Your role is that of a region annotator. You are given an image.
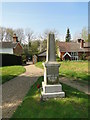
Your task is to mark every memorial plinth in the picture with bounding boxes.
[43,62,60,84]
[41,34,65,99]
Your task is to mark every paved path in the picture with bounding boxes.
[1,64,89,119]
[59,77,90,95]
[1,64,43,118]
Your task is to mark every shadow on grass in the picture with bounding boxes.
[59,71,89,84]
[1,75,18,84]
[11,97,88,118]
[2,75,43,119]
[27,76,87,99]
[10,76,88,119]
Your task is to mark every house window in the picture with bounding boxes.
[71,52,78,60]
[74,52,78,56]
[71,52,78,56]
[71,52,74,56]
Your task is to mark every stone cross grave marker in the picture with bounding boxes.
[41,33,65,99]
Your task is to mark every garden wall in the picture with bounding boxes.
[0,54,22,66]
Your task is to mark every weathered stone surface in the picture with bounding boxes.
[43,61,60,84]
[41,91,65,99]
[42,82,62,93]
[47,34,56,62]
[41,33,65,99]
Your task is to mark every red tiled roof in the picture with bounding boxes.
[84,42,90,47]
[57,42,90,52]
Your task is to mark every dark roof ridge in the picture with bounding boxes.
[38,50,46,55]
[0,41,18,48]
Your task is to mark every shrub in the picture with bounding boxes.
[80,53,86,60]
[86,56,90,61]
[56,56,62,62]
[21,54,26,64]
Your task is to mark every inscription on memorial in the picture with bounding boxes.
[47,74,59,84]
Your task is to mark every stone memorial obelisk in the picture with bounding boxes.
[41,33,65,99]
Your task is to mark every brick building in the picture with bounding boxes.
[57,39,90,60]
[0,34,23,56]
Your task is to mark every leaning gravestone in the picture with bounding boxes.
[41,33,65,99]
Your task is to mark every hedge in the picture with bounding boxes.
[0,54,22,66]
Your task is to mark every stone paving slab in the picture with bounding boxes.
[1,64,43,118]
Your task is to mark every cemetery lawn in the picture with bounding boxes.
[11,76,89,118]
[35,61,89,84]
[0,65,26,84]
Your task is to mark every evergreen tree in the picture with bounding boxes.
[65,28,71,42]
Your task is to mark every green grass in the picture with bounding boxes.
[11,76,89,118]
[0,65,26,84]
[35,61,89,83]
[35,62,44,69]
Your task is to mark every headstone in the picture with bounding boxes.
[41,33,65,99]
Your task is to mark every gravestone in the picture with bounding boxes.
[41,33,65,99]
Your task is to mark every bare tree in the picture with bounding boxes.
[0,27,14,42]
[25,28,35,51]
[5,28,14,41]
[25,28,34,43]
[81,27,88,41]
[73,31,81,41]
[0,27,6,41]
[43,29,59,40]
[37,29,59,52]
[14,28,25,43]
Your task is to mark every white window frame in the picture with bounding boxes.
[71,52,78,60]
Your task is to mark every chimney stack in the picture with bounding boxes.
[77,39,81,43]
[80,39,84,48]
[13,33,18,42]
[77,39,84,48]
